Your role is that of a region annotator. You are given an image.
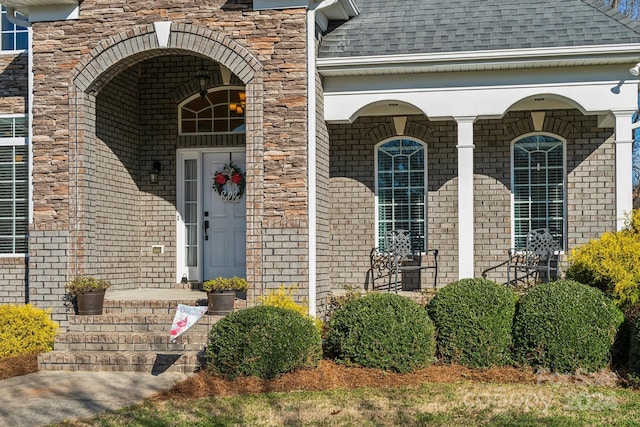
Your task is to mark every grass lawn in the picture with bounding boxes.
[54,381,640,426]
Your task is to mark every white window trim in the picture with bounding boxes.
[178,86,246,136]
[374,136,428,254]
[510,132,567,252]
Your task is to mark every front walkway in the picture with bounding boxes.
[0,370,188,427]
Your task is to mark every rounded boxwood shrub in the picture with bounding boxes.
[0,304,58,358]
[427,278,518,368]
[513,280,623,373]
[207,305,322,379]
[325,293,435,373]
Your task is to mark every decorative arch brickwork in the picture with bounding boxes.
[68,23,265,292]
[72,23,261,93]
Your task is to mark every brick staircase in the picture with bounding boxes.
[38,290,242,373]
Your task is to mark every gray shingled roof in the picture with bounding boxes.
[318,0,640,58]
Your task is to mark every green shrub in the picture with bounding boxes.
[207,305,321,379]
[427,278,518,368]
[325,293,435,373]
[0,304,58,358]
[566,209,640,304]
[513,280,623,373]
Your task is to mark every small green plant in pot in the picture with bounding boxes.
[66,276,112,315]
[203,276,248,315]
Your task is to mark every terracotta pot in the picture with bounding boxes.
[75,289,106,315]
[207,291,236,315]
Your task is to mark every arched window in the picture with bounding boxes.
[375,138,427,252]
[512,133,565,250]
[179,87,245,134]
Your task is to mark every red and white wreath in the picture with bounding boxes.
[213,161,245,203]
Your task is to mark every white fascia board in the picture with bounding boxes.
[254,0,309,10]
[317,44,640,76]
[255,0,359,13]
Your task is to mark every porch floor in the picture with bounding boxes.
[105,288,207,301]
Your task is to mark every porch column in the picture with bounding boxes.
[455,117,476,279]
[613,110,635,230]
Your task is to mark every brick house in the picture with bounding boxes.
[0,0,638,326]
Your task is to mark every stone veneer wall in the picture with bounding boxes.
[328,110,616,289]
[25,1,309,321]
[0,51,28,304]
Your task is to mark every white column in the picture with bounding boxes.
[613,110,635,231]
[456,117,476,279]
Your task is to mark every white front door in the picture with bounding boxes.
[202,151,246,280]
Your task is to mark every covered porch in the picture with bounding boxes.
[317,57,637,293]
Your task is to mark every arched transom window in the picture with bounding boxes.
[179,87,245,134]
[512,133,565,250]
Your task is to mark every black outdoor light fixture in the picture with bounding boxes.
[150,160,162,184]
[196,60,210,97]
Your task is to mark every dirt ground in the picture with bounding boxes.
[0,354,625,399]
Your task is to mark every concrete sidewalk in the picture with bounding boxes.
[0,370,189,427]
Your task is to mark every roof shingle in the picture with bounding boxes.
[318,0,640,58]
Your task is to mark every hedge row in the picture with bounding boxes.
[207,279,625,378]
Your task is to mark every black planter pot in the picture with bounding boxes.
[207,291,236,315]
[75,289,106,315]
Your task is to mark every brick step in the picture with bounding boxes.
[54,331,209,352]
[39,294,245,372]
[102,299,208,315]
[38,350,205,374]
[67,313,222,333]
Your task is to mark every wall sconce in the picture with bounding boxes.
[630,63,640,76]
[196,60,210,97]
[150,160,162,184]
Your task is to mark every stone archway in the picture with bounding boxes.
[67,23,264,291]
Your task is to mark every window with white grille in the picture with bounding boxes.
[0,116,28,255]
[512,134,565,250]
[376,138,426,252]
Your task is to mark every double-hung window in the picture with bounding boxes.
[0,116,28,255]
[512,133,565,250]
[1,6,27,51]
[376,138,427,252]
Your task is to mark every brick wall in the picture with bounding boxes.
[328,110,616,289]
[25,2,309,307]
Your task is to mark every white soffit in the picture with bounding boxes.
[1,1,79,21]
[317,44,640,77]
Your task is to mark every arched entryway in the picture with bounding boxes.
[68,23,264,290]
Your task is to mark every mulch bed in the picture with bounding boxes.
[154,360,541,400]
[0,354,625,399]
[0,353,39,380]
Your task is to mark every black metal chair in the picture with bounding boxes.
[482,228,560,286]
[369,230,438,292]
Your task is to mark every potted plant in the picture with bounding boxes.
[66,276,112,315]
[203,276,248,315]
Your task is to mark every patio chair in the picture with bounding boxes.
[369,230,438,292]
[482,228,560,286]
